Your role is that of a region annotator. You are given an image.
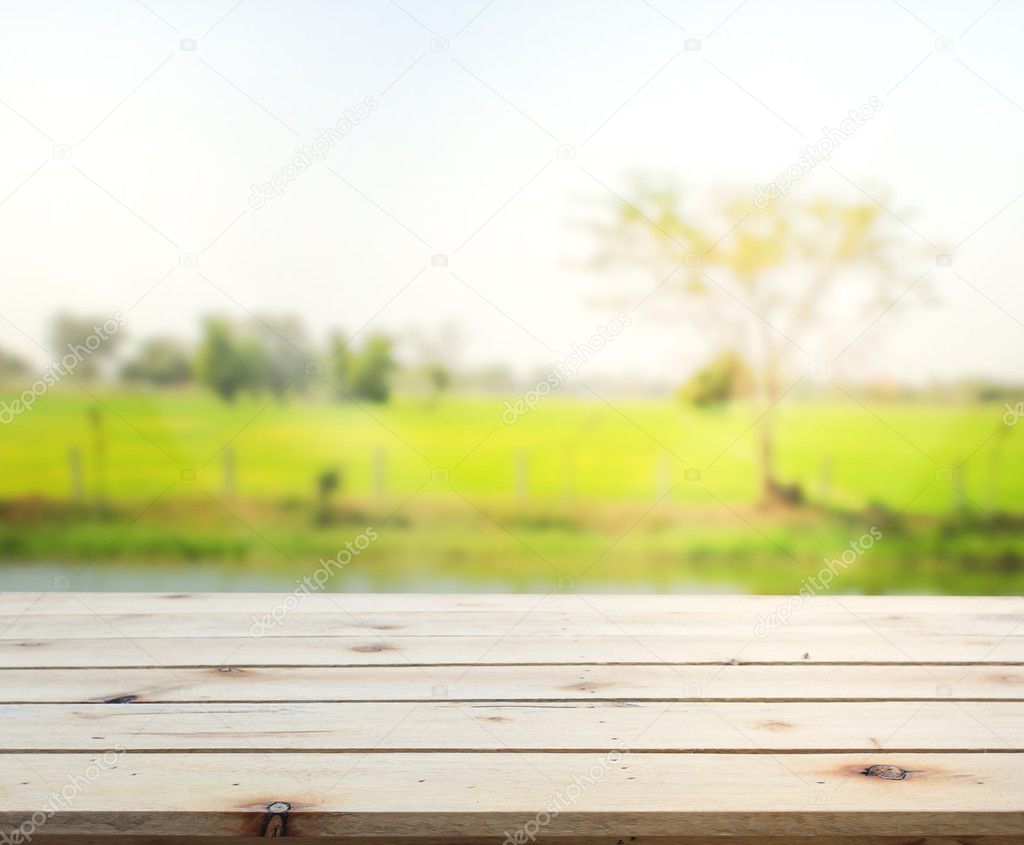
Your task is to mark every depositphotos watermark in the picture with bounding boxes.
[0,747,125,845]
[249,527,378,636]
[1002,400,1024,427]
[501,314,631,424]
[502,743,629,845]
[753,96,882,209]
[248,96,379,209]
[754,527,882,638]
[0,313,127,425]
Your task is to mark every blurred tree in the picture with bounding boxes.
[350,334,396,403]
[462,365,514,393]
[591,183,920,505]
[407,322,460,402]
[50,313,127,380]
[121,338,193,387]
[426,363,452,395]
[678,349,752,407]
[195,318,266,401]
[0,347,31,382]
[251,315,313,399]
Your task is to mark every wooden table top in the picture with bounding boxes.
[0,592,1021,843]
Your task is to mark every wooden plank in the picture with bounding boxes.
[2,594,1020,842]
[2,701,1020,752]
[1,664,1020,703]
[1,610,1020,639]
[0,753,1021,837]
[3,592,1021,615]
[27,839,1024,845]
[1,633,1020,666]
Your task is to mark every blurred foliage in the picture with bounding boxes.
[0,348,31,382]
[678,349,752,407]
[195,317,267,401]
[50,312,127,380]
[349,334,397,403]
[120,337,193,387]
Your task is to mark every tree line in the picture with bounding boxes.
[0,313,410,404]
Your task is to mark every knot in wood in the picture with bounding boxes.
[863,764,909,780]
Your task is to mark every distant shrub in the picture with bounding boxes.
[678,350,752,408]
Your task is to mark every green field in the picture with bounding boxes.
[2,389,1019,508]
[1,389,1022,594]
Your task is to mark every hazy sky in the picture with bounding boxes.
[1,0,1022,385]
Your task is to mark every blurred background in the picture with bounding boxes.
[1,0,1022,594]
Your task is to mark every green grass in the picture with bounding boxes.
[1,389,1021,593]
[1,389,1019,511]
[1,497,1022,594]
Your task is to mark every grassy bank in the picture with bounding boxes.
[1,390,1021,593]
[2,495,1022,594]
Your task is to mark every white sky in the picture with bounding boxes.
[1,0,1022,385]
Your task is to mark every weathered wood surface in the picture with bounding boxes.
[25,840,1024,845]
[1,610,1020,638]
[26,840,1024,845]
[1,752,1023,836]
[5,633,1022,666]
[0,593,1021,843]
[2,663,1021,702]
[3,701,1022,751]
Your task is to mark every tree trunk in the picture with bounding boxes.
[754,316,802,508]
[758,418,777,503]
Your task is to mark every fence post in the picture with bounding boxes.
[68,445,85,501]
[989,427,1007,512]
[223,445,236,498]
[372,447,386,495]
[562,448,574,502]
[818,456,832,506]
[656,453,671,500]
[515,451,528,500]
[87,407,106,507]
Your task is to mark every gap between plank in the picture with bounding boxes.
[2,661,1021,669]
[0,747,1020,754]
[9,697,1024,704]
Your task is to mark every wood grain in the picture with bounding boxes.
[1,610,1020,639]
[0,664,1019,703]
[1,633,1020,666]
[0,593,1020,842]
[1,701,1019,751]
[27,839,1024,845]
[1,752,1022,837]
